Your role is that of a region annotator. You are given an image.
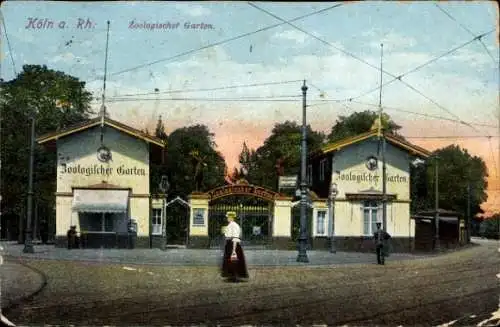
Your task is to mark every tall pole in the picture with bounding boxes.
[297,80,309,263]
[467,182,471,243]
[23,116,35,253]
[434,157,440,251]
[329,182,337,253]
[378,43,387,231]
[100,20,110,144]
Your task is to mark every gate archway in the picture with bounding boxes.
[205,181,278,249]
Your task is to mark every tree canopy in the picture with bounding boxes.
[243,121,325,190]
[410,145,489,218]
[1,65,94,240]
[162,124,227,198]
[327,110,402,143]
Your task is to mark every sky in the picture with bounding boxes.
[1,1,499,215]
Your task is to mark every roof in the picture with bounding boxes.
[37,117,166,147]
[311,130,431,159]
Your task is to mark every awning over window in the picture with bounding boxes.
[72,189,129,213]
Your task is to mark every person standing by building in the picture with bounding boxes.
[221,211,249,282]
[374,222,391,265]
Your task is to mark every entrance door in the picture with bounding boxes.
[79,212,126,248]
[165,204,189,246]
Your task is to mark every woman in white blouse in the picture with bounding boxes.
[220,211,249,282]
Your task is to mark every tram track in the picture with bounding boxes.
[9,248,499,325]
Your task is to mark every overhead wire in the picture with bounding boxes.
[433,3,499,178]
[111,79,305,98]
[434,3,497,65]
[247,2,492,133]
[310,99,498,129]
[87,4,343,82]
[105,97,302,103]
[0,11,17,75]
[345,30,495,102]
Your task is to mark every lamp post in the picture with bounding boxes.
[297,80,309,263]
[434,156,440,251]
[23,80,46,254]
[328,182,338,253]
[159,175,169,251]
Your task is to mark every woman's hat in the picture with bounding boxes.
[226,211,237,219]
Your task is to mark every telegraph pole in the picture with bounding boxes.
[100,20,110,143]
[434,158,440,251]
[297,80,309,263]
[23,114,35,253]
[377,43,388,231]
[467,182,471,243]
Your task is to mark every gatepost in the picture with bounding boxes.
[188,192,210,248]
[272,196,293,250]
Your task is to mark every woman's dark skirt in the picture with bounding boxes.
[221,239,249,281]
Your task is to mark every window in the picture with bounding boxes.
[363,201,380,236]
[307,164,313,185]
[193,208,205,226]
[319,159,327,181]
[152,208,162,235]
[316,210,327,236]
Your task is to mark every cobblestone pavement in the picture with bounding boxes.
[4,239,499,326]
[0,241,428,267]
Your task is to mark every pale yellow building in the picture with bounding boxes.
[37,117,166,248]
[307,130,431,252]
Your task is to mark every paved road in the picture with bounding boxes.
[0,241,425,266]
[4,239,500,326]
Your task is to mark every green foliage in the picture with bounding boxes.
[479,214,500,239]
[163,125,226,198]
[327,110,402,143]
[244,121,325,190]
[1,65,93,227]
[410,145,488,218]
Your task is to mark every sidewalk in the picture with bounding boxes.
[0,241,426,267]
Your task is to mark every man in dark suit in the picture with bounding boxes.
[374,222,391,265]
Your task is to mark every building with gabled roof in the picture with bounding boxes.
[306,128,431,252]
[37,117,168,249]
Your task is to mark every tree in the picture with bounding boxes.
[165,124,226,198]
[0,65,94,240]
[479,214,500,239]
[246,121,325,190]
[327,110,402,143]
[411,145,488,219]
[154,115,168,141]
[150,116,168,194]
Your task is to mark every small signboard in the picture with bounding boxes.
[278,176,297,189]
[252,226,261,236]
[193,208,205,226]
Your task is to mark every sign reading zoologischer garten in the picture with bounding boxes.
[336,171,408,184]
[207,184,278,202]
[60,164,146,176]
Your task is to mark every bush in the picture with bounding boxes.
[479,215,500,239]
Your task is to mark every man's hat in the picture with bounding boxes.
[226,211,237,219]
[376,222,382,226]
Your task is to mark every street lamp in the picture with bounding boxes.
[23,81,47,253]
[297,80,309,263]
[328,182,338,253]
[159,175,169,251]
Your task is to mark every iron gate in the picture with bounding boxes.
[165,202,189,246]
[208,196,273,248]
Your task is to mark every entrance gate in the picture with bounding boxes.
[205,181,278,249]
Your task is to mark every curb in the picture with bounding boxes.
[2,259,48,318]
